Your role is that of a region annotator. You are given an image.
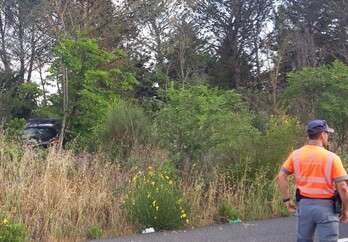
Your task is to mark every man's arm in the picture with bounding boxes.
[277,170,297,212]
[336,180,348,223]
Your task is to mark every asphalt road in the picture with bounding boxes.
[86,216,348,242]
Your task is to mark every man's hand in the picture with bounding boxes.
[340,209,348,223]
[336,180,348,223]
[277,170,296,212]
[285,200,297,213]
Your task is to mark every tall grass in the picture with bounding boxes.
[182,162,293,226]
[0,133,292,241]
[0,136,133,241]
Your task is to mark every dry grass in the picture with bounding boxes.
[0,144,133,241]
[0,135,286,241]
[182,167,287,227]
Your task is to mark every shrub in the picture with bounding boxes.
[213,199,239,224]
[282,61,348,149]
[253,115,305,174]
[85,225,103,240]
[154,84,258,171]
[222,115,305,182]
[0,218,26,242]
[99,100,151,161]
[124,161,190,231]
[3,118,26,143]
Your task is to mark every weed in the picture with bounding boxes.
[85,225,103,240]
[0,218,26,242]
[124,161,190,231]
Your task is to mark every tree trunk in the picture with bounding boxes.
[59,60,68,150]
[0,11,11,72]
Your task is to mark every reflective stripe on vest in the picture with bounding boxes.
[293,148,335,195]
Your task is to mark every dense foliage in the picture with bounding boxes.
[283,61,348,150]
[1,1,348,240]
[154,84,257,171]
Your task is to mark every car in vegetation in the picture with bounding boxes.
[22,118,60,148]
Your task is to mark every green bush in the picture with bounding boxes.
[213,199,239,224]
[223,115,305,182]
[125,161,190,231]
[0,218,26,242]
[85,225,103,240]
[154,84,258,170]
[3,118,26,142]
[98,100,151,161]
[282,61,348,149]
[253,115,305,174]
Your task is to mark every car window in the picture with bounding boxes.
[23,127,57,142]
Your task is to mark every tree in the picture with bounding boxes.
[154,84,258,175]
[323,1,348,64]
[0,0,56,121]
[193,0,273,89]
[161,13,211,86]
[120,0,196,99]
[36,0,140,147]
[274,0,348,71]
[39,0,124,44]
[123,0,183,65]
[261,34,292,114]
[50,37,138,146]
[281,61,348,150]
[0,0,53,84]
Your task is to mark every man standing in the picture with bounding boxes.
[277,119,348,242]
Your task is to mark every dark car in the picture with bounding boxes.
[22,118,60,148]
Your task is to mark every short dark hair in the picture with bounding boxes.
[308,132,323,140]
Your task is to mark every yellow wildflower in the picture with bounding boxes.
[186,219,190,224]
[168,180,173,185]
[2,219,8,224]
[151,181,155,186]
[180,213,187,218]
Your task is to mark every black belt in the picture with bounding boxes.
[300,195,333,200]
[296,188,334,202]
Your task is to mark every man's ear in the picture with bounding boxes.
[320,132,325,139]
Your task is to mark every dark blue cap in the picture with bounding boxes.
[307,120,334,135]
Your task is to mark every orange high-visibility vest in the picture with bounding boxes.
[282,143,347,199]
